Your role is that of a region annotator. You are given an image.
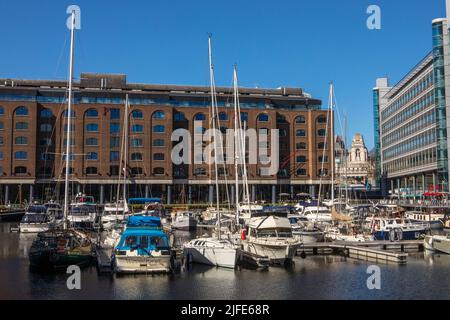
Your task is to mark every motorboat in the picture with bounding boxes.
[303,206,332,224]
[424,234,450,254]
[29,229,94,270]
[171,211,198,231]
[288,214,324,243]
[44,202,64,226]
[113,215,174,274]
[324,226,374,242]
[238,203,264,224]
[405,211,444,230]
[67,194,99,229]
[19,205,55,233]
[102,200,130,230]
[183,237,239,269]
[368,217,429,241]
[241,215,301,265]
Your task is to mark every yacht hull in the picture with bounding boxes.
[184,247,237,269]
[242,241,298,265]
[114,256,172,274]
[293,230,324,243]
[19,223,52,233]
[424,235,450,254]
[373,229,426,241]
[29,249,93,271]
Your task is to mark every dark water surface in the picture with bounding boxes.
[0,222,449,300]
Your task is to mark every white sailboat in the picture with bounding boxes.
[183,36,238,269]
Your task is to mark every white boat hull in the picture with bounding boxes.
[424,235,450,254]
[19,223,52,233]
[114,256,172,274]
[242,241,299,265]
[293,230,324,243]
[172,217,197,231]
[184,247,237,269]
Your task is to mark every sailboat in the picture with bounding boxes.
[28,10,94,271]
[102,95,131,230]
[183,36,239,269]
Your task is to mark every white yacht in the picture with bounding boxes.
[242,215,301,265]
[405,211,444,230]
[102,200,129,229]
[324,226,374,242]
[303,206,332,224]
[184,237,238,269]
[288,214,324,243]
[67,194,98,229]
[171,211,198,231]
[424,234,450,254]
[238,203,264,224]
[19,205,55,233]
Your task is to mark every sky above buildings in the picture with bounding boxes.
[0,0,445,149]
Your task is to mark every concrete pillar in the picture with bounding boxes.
[167,185,172,205]
[188,185,192,204]
[390,180,394,195]
[290,185,294,199]
[397,178,400,199]
[77,184,81,194]
[5,185,9,204]
[209,185,214,204]
[230,185,235,206]
[271,185,276,204]
[145,185,149,198]
[29,185,34,203]
[422,174,426,194]
[309,185,316,198]
[99,185,104,204]
[432,173,436,192]
[251,185,256,202]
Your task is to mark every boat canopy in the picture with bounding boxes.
[127,215,162,228]
[248,215,292,230]
[128,198,162,204]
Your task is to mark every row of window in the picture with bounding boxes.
[383,129,436,161]
[383,148,437,174]
[382,91,434,133]
[382,110,435,148]
[381,72,434,120]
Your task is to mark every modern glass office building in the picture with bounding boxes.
[374,2,450,195]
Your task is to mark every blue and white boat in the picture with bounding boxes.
[368,217,429,241]
[112,215,174,274]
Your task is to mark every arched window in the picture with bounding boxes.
[63,110,75,118]
[0,106,4,116]
[317,115,327,123]
[86,152,98,160]
[86,123,99,132]
[62,167,74,175]
[317,129,326,137]
[295,116,306,124]
[318,168,328,177]
[15,136,28,145]
[318,156,328,163]
[86,137,98,146]
[40,123,52,132]
[318,142,326,149]
[296,129,306,137]
[296,142,307,150]
[15,106,28,116]
[131,153,143,161]
[131,138,143,147]
[296,169,307,176]
[153,167,165,175]
[152,111,165,120]
[153,125,165,133]
[132,124,144,133]
[240,112,249,122]
[16,122,28,130]
[14,151,28,160]
[194,167,207,176]
[219,112,228,121]
[131,167,143,176]
[85,109,98,118]
[218,168,228,176]
[86,167,98,175]
[276,114,287,123]
[131,110,143,119]
[63,138,75,146]
[62,153,75,161]
[0,122,3,130]
[257,113,269,122]
[14,166,27,174]
[296,155,307,163]
[194,113,206,121]
[40,108,53,118]
[153,139,165,147]
[174,112,186,121]
[153,153,165,161]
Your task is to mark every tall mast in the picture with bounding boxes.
[208,35,221,240]
[63,11,76,230]
[233,66,240,224]
[329,83,335,203]
[123,95,129,210]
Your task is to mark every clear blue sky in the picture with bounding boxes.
[0,0,445,149]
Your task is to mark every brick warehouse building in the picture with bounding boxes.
[0,73,333,205]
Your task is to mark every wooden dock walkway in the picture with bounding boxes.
[296,240,423,265]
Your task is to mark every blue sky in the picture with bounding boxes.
[0,0,445,149]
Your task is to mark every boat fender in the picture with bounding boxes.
[241,229,246,241]
[389,229,396,242]
[396,228,403,241]
[300,251,306,259]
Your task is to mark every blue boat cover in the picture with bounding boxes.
[127,215,162,228]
